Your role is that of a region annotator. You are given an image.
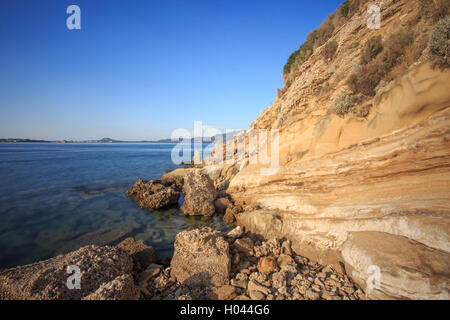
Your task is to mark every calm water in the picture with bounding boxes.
[0,143,231,269]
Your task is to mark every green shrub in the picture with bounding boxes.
[322,40,339,61]
[341,1,350,17]
[429,16,450,70]
[361,36,383,65]
[330,94,360,116]
[283,41,314,74]
[283,14,336,76]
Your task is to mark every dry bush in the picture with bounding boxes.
[419,0,449,22]
[429,16,450,70]
[379,29,414,73]
[347,60,384,96]
[322,40,339,61]
[348,29,415,97]
[361,36,383,65]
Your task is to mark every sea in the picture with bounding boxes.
[0,143,231,269]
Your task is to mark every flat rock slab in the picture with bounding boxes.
[341,231,450,300]
[170,227,231,287]
[0,245,135,300]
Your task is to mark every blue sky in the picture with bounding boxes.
[0,0,343,140]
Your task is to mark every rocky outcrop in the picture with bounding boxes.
[126,179,180,210]
[181,170,218,216]
[170,227,231,287]
[0,245,135,300]
[199,0,450,300]
[341,231,450,300]
[132,227,363,300]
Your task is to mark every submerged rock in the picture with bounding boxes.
[126,179,180,211]
[181,170,218,216]
[170,227,230,287]
[0,245,135,300]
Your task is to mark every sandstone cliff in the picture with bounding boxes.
[202,0,450,299]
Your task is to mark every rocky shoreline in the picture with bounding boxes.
[0,165,364,300]
[0,226,363,300]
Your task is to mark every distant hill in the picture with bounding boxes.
[0,131,243,144]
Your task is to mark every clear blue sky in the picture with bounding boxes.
[0,0,343,140]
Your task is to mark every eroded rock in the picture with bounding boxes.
[170,227,231,287]
[0,245,134,300]
[117,237,157,272]
[83,274,140,300]
[126,179,180,210]
[181,170,218,216]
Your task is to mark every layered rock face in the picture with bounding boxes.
[201,0,450,299]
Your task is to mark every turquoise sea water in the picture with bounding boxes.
[0,143,231,269]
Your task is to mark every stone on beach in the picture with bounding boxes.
[257,256,279,274]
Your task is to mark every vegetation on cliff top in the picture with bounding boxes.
[347,29,414,97]
[283,0,367,79]
[429,16,450,70]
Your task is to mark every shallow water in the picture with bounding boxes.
[0,143,231,269]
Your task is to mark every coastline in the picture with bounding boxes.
[0,166,364,300]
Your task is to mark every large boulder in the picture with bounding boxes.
[116,237,157,272]
[341,231,450,300]
[170,227,231,287]
[0,245,136,300]
[181,170,218,216]
[126,179,180,210]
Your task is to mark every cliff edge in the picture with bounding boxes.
[202,0,450,299]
